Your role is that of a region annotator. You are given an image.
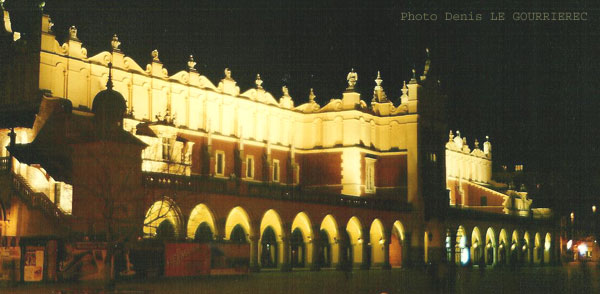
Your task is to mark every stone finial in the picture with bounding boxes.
[224,68,232,80]
[151,49,160,62]
[282,85,289,97]
[48,16,54,33]
[111,34,121,51]
[309,88,316,103]
[474,139,480,149]
[372,71,388,103]
[449,130,454,142]
[422,48,431,79]
[462,137,467,146]
[409,68,418,84]
[255,74,263,89]
[187,55,197,71]
[69,25,78,40]
[346,68,358,90]
[375,71,382,87]
[486,135,489,142]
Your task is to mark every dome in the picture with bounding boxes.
[91,88,126,122]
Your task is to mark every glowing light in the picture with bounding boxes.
[460,248,470,265]
[578,243,588,256]
[459,236,467,248]
[567,240,573,250]
[446,236,451,248]
[570,212,575,222]
[593,206,597,213]
[473,242,478,249]
[544,241,551,251]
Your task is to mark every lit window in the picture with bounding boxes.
[215,151,225,176]
[365,158,376,193]
[162,137,172,161]
[272,159,280,182]
[246,155,254,179]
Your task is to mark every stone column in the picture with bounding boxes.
[382,237,391,270]
[249,235,260,272]
[360,233,370,270]
[310,226,321,271]
[280,235,291,272]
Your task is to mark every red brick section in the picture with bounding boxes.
[297,152,342,190]
[375,155,407,188]
[447,179,506,213]
[244,145,266,181]
[271,149,290,183]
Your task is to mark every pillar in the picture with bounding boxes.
[360,232,370,270]
[310,226,321,271]
[382,237,391,270]
[249,235,260,272]
[280,235,291,271]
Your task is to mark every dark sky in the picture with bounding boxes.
[6,0,600,215]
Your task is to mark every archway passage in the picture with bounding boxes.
[194,222,213,242]
[230,224,248,244]
[260,226,278,268]
[290,228,305,268]
[187,204,217,240]
[471,227,482,266]
[544,233,552,264]
[318,230,332,268]
[338,230,352,269]
[156,220,176,241]
[485,227,496,266]
[389,231,403,267]
[144,198,183,239]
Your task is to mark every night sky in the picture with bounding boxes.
[5,0,600,216]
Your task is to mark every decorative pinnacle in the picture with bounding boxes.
[282,85,289,96]
[111,34,120,51]
[106,62,114,90]
[449,130,454,141]
[224,68,232,80]
[255,74,263,89]
[426,48,430,57]
[309,88,316,102]
[486,135,489,142]
[151,49,159,62]
[375,71,382,86]
[69,25,78,40]
[474,139,480,149]
[187,55,196,71]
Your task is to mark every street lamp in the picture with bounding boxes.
[593,205,596,213]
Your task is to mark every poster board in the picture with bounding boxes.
[164,243,210,277]
[23,246,44,282]
[0,246,21,281]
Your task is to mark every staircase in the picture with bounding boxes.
[1,156,67,224]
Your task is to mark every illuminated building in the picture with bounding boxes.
[0,4,558,279]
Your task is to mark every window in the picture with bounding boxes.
[480,196,487,206]
[246,155,254,179]
[272,159,280,182]
[365,158,376,193]
[215,151,225,176]
[162,137,172,161]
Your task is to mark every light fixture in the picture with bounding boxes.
[593,206,597,213]
[567,240,573,250]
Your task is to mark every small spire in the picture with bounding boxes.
[375,71,382,86]
[474,139,480,149]
[111,34,121,51]
[309,88,316,102]
[449,130,454,142]
[151,49,160,62]
[187,55,197,71]
[224,68,232,80]
[255,74,263,89]
[106,62,114,90]
[282,85,289,97]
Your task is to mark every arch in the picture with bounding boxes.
[471,227,483,266]
[455,226,469,266]
[291,212,314,266]
[194,223,213,242]
[225,206,252,240]
[544,232,552,264]
[290,228,306,268]
[534,232,542,264]
[485,227,497,265]
[511,230,520,265]
[144,197,184,239]
[187,204,217,240]
[370,219,386,267]
[389,221,405,267]
[498,229,508,265]
[259,209,284,268]
[260,226,278,268]
[523,231,531,264]
[319,214,340,267]
[346,216,363,266]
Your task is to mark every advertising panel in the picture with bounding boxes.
[164,243,210,277]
